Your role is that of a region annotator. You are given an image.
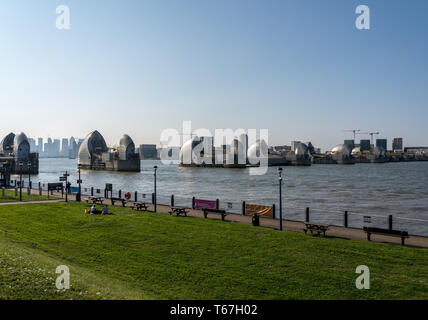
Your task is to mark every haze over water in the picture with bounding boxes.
[15,159,428,236]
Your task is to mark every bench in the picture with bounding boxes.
[86,196,104,205]
[111,197,127,207]
[132,202,149,211]
[203,209,227,221]
[363,227,409,246]
[169,206,188,217]
[303,222,329,236]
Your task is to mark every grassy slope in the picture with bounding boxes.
[0,202,427,300]
[0,238,147,300]
[0,189,53,202]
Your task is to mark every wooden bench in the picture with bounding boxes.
[363,227,409,246]
[86,196,104,205]
[203,208,227,221]
[111,197,127,207]
[303,222,329,236]
[169,206,188,217]
[131,202,149,211]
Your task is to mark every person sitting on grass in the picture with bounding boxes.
[91,204,97,215]
[102,205,109,215]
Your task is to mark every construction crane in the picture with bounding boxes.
[343,129,360,141]
[358,132,380,145]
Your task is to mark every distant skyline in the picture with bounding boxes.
[1,0,427,151]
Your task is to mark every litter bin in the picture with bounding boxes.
[252,213,260,227]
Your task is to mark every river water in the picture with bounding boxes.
[12,158,428,236]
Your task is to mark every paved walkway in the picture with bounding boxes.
[80,193,428,248]
[2,188,428,248]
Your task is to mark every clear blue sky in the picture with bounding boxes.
[0,0,427,151]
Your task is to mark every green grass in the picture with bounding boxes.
[0,189,54,202]
[0,202,427,300]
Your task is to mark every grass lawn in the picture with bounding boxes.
[0,189,54,202]
[0,202,427,300]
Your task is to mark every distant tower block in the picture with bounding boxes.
[139,144,158,160]
[376,139,387,152]
[392,138,403,151]
[360,140,371,152]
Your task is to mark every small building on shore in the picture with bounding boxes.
[78,131,140,172]
[139,144,159,160]
[0,132,39,175]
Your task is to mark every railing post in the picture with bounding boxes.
[242,201,246,216]
[91,187,94,196]
[192,196,195,209]
[135,191,138,202]
[171,195,174,207]
[388,215,393,230]
[118,189,122,198]
[216,199,219,210]
[344,211,348,228]
[305,207,310,222]
[272,204,276,219]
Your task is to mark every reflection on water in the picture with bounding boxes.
[13,158,428,235]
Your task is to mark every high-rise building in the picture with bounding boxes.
[360,140,370,151]
[44,138,52,157]
[376,139,387,151]
[28,138,36,152]
[53,139,61,157]
[37,138,43,154]
[344,140,355,150]
[61,138,69,157]
[392,138,403,151]
[69,137,77,159]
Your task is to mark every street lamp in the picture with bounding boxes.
[278,167,283,231]
[153,166,158,212]
[19,161,23,201]
[27,162,31,194]
[76,166,82,202]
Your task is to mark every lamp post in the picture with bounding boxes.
[153,166,158,212]
[278,167,283,231]
[27,162,31,193]
[76,166,82,202]
[64,171,68,203]
[19,161,23,201]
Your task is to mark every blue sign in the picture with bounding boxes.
[70,187,79,194]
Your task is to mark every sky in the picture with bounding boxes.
[0,0,427,151]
